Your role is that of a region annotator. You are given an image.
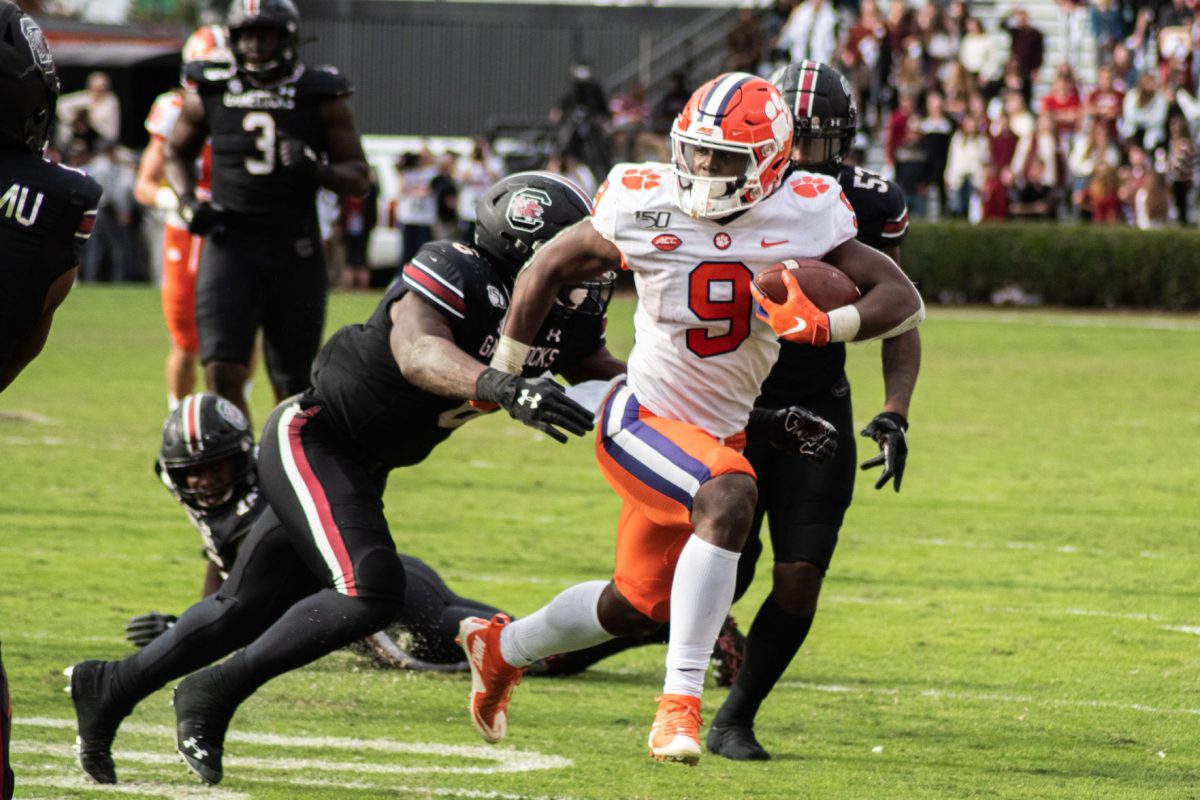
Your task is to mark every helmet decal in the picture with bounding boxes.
[19,17,54,79]
[506,188,550,233]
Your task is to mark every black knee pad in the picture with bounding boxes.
[353,546,407,604]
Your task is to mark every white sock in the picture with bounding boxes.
[663,535,739,698]
[168,395,181,412]
[499,580,612,667]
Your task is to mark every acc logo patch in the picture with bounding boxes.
[713,232,732,250]
[487,284,507,309]
[507,188,550,232]
[652,234,682,251]
[621,168,661,190]
[20,17,56,78]
[791,175,832,198]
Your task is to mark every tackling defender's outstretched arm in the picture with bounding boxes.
[315,97,369,197]
[389,294,488,400]
[822,238,924,340]
[501,220,624,347]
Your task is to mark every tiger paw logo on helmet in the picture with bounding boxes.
[790,175,831,198]
[621,168,662,190]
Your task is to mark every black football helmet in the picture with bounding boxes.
[226,0,299,83]
[158,393,255,511]
[473,171,594,279]
[769,61,858,175]
[0,1,58,155]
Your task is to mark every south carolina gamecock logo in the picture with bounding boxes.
[506,188,551,232]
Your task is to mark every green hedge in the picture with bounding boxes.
[904,222,1200,310]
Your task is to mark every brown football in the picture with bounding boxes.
[753,258,861,311]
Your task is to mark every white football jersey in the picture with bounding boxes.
[145,91,183,140]
[591,162,858,438]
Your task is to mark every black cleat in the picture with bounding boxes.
[173,669,235,785]
[710,615,745,688]
[65,660,131,784]
[707,723,772,761]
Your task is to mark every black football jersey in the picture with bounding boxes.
[185,61,351,225]
[0,151,101,374]
[757,165,908,402]
[311,240,608,469]
[161,462,265,576]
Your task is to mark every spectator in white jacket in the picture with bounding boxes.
[944,113,989,217]
[1120,72,1168,150]
[779,0,838,64]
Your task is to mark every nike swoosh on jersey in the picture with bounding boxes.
[760,238,788,247]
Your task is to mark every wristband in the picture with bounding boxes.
[490,335,530,375]
[827,305,862,343]
[154,186,179,212]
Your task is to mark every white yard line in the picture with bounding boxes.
[18,719,570,775]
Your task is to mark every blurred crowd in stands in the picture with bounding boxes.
[718,0,1200,227]
[54,0,1200,286]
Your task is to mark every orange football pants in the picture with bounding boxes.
[595,380,753,622]
[161,223,203,353]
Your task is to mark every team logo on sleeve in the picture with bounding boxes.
[506,188,551,232]
[621,168,662,190]
[487,285,507,309]
[791,175,832,198]
[713,232,732,250]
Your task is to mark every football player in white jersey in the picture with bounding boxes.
[458,72,925,764]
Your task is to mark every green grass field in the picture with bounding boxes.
[1,287,1198,800]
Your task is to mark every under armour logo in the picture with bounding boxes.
[182,736,209,759]
[517,389,542,408]
[546,328,562,343]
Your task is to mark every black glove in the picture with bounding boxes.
[860,411,908,492]
[475,368,594,444]
[179,195,220,236]
[125,611,178,648]
[747,405,838,462]
[277,133,319,176]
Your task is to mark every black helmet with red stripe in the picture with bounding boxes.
[769,61,857,176]
[158,393,255,510]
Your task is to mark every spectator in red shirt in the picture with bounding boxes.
[886,91,918,171]
[1086,65,1125,141]
[1085,162,1123,223]
[981,164,1012,220]
[989,110,1020,170]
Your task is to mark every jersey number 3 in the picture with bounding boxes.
[686,261,753,358]
[243,111,276,175]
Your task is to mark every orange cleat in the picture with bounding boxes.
[458,614,525,744]
[648,693,703,765]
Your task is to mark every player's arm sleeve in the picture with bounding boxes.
[69,176,104,264]
[397,244,471,327]
[587,174,629,270]
[877,181,909,248]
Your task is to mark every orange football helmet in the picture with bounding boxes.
[182,24,233,67]
[670,72,794,219]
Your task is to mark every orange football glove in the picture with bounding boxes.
[749,269,831,346]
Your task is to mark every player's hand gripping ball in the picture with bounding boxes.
[750,258,860,346]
